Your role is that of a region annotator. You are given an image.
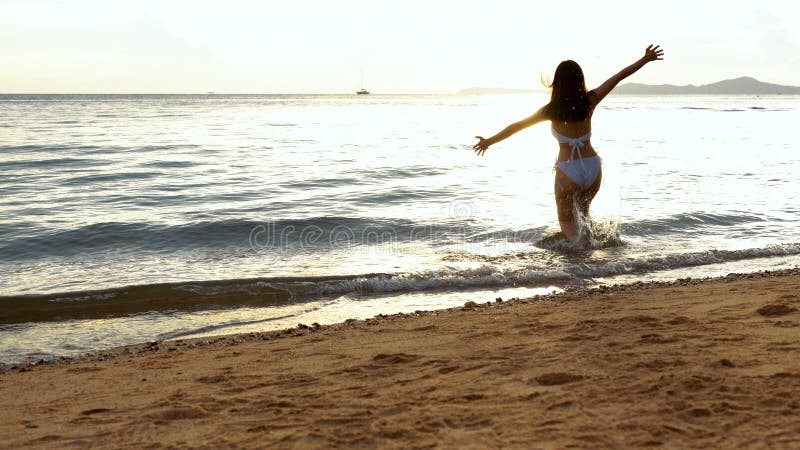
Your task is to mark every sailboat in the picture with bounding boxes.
[356,70,370,95]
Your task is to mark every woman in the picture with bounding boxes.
[474,45,664,244]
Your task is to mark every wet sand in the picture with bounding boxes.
[1,270,799,448]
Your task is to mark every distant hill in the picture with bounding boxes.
[614,77,800,95]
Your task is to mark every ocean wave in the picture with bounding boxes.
[620,211,772,236]
[571,243,800,278]
[205,243,800,297]
[0,216,483,261]
[0,278,296,324]
[348,187,453,205]
[0,157,103,170]
[61,171,162,185]
[0,143,106,152]
[284,177,367,189]
[142,160,198,169]
[0,219,263,260]
[3,242,799,324]
[353,166,448,180]
[0,210,782,262]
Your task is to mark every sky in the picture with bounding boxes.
[1,0,798,93]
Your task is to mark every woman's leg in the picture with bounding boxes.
[576,165,603,222]
[554,170,580,240]
[555,165,602,242]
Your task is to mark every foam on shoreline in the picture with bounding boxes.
[5,266,798,374]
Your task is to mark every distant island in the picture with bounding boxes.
[458,77,800,96]
[613,77,800,95]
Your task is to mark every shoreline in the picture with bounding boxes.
[2,267,799,448]
[3,267,799,373]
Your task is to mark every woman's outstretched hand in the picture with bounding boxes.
[473,136,490,156]
[643,44,664,62]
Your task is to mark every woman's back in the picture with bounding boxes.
[551,96,596,161]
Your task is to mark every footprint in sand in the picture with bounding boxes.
[65,366,104,374]
[534,373,584,386]
[80,408,112,415]
[639,334,679,344]
[756,304,797,317]
[195,375,230,384]
[148,406,209,422]
[712,358,735,368]
[665,316,693,325]
[438,366,459,374]
[371,353,420,364]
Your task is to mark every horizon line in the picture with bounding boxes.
[2,76,797,96]
[1,76,797,96]
[0,92,468,96]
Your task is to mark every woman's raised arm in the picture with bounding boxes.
[473,104,550,156]
[591,45,664,105]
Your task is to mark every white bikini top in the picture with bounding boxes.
[551,127,591,160]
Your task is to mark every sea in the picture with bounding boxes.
[1,93,798,366]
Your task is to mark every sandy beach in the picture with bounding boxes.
[2,270,799,449]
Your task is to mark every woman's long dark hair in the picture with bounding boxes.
[546,60,592,122]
